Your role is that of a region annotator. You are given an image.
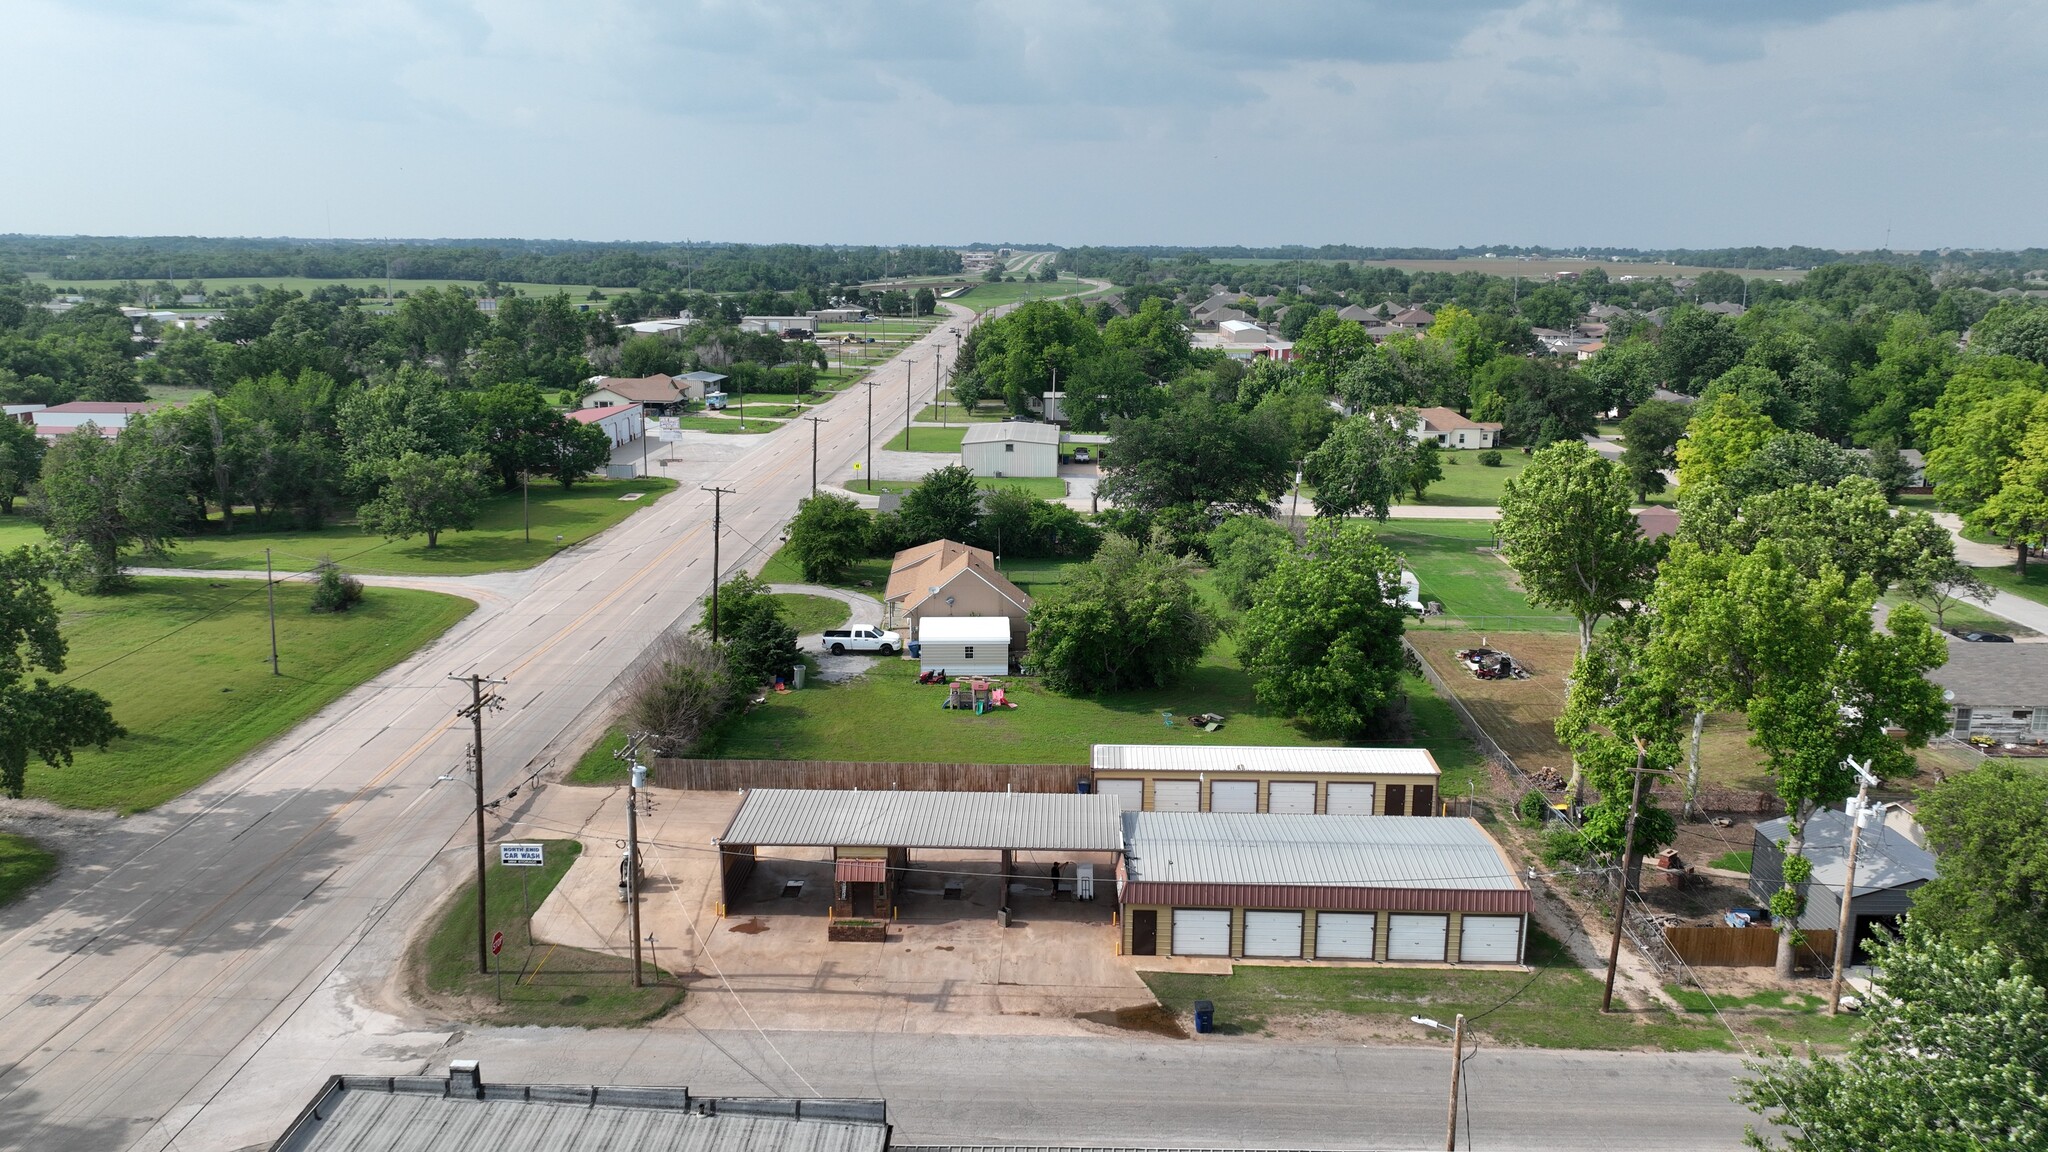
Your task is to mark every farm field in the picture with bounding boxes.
[31,274,621,299]
[36,577,473,811]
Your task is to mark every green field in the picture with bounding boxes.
[883,426,967,454]
[38,577,473,811]
[416,838,683,1026]
[946,278,1103,314]
[32,275,621,300]
[914,403,1007,423]
[1142,929,1851,1049]
[770,592,851,634]
[13,478,674,578]
[865,474,1068,500]
[1399,448,1529,507]
[0,833,58,909]
[1373,520,1575,632]
[672,415,779,433]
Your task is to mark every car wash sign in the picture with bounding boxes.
[500,843,544,867]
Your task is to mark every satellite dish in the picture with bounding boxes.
[1942,689,1955,703]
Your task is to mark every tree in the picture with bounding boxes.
[1302,411,1416,521]
[786,493,870,582]
[1918,358,2045,516]
[395,286,489,380]
[1421,303,1501,387]
[1102,297,1193,381]
[900,464,982,546]
[1292,310,1372,393]
[1485,357,1600,446]
[1580,337,1661,414]
[0,549,123,798]
[29,425,187,594]
[1066,348,1161,431]
[1978,413,2048,573]
[355,451,488,548]
[1972,300,2048,366]
[1100,397,1290,514]
[0,417,47,514]
[1208,514,1293,610]
[1658,303,1746,393]
[336,366,474,497]
[1497,442,1659,654]
[1912,761,2048,978]
[1552,623,1684,868]
[1618,398,1689,500]
[1237,520,1409,737]
[1725,431,1858,499]
[1026,535,1218,694]
[1735,924,2048,1152]
[1404,437,1443,500]
[1675,393,1778,486]
[1519,283,1580,330]
[972,486,1098,559]
[473,381,565,489]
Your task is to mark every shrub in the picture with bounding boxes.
[1517,790,1551,827]
[1477,449,1504,467]
[626,634,735,756]
[308,560,364,613]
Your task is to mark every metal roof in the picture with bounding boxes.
[1756,807,1937,896]
[961,422,1062,446]
[917,616,1011,643]
[1122,813,1522,890]
[274,1075,889,1152]
[1092,745,1440,777]
[721,789,1124,851]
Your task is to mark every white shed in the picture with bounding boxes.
[961,422,1061,478]
[917,616,1012,676]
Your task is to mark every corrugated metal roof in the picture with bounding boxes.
[1092,744,1440,777]
[1122,813,1523,891]
[721,789,1124,851]
[1756,807,1937,895]
[278,1087,890,1152]
[962,422,1062,446]
[917,616,1011,643]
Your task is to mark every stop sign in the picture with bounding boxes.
[491,931,504,956]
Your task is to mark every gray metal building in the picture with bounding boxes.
[1118,812,1529,965]
[1751,807,1937,961]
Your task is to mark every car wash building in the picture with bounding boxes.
[1118,812,1529,965]
[1090,745,1443,817]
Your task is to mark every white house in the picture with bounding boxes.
[916,615,1012,677]
[566,404,642,448]
[1409,406,1503,450]
[961,422,1061,479]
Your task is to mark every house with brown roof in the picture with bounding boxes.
[882,539,1033,638]
[1389,306,1436,329]
[1408,406,1503,450]
[581,374,693,415]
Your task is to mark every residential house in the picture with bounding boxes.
[1408,406,1503,450]
[1848,446,1927,489]
[961,422,1061,478]
[1930,637,2048,744]
[1389,306,1435,329]
[581,374,691,416]
[882,539,1033,639]
[1751,806,1936,962]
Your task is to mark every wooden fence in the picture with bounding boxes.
[650,758,1086,794]
[1664,925,1837,968]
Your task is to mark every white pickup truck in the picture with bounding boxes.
[821,626,902,655]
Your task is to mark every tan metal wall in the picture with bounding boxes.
[1096,771,1440,815]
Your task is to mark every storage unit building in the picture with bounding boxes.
[1090,745,1443,817]
[1118,812,1530,965]
[917,616,1012,676]
[961,422,1061,479]
[565,403,642,448]
[1751,806,1936,963]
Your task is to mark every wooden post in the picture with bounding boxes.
[1445,1013,1465,1150]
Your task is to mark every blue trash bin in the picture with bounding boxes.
[1192,1000,1215,1034]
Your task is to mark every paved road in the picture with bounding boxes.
[0,311,974,1152]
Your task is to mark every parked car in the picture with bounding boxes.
[822,627,902,655]
[1959,631,2015,643]
[1072,447,1091,463]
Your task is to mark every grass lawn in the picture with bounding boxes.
[6,479,675,579]
[1373,520,1575,632]
[0,832,57,909]
[415,838,684,1026]
[771,592,851,634]
[1885,593,2038,639]
[884,426,967,454]
[36,578,473,811]
[675,415,779,433]
[758,544,894,593]
[1399,449,1529,508]
[570,726,631,786]
[1975,561,2048,610]
[1708,850,1752,873]
[914,403,1007,423]
[867,475,1068,500]
[1142,929,1853,1050]
[949,278,1102,314]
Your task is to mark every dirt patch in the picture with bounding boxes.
[1413,631,1578,767]
[1079,1004,1189,1039]
[727,917,769,935]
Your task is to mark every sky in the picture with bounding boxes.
[2,0,2044,250]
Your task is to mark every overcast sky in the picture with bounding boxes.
[3,0,2042,250]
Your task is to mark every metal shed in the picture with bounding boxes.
[1751,806,1936,961]
[917,616,1011,676]
[960,422,1060,478]
[1090,744,1443,817]
[1118,812,1529,965]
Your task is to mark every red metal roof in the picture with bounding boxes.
[834,858,888,884]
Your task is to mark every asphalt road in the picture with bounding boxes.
[0,293,1759,1152]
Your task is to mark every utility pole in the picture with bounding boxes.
[618,735,648,988]
[1444,1013,1465,1151]
[864,380,879,493]
[1602,741,1673,1011]
[903,357,916,452]
[265,548,279,676]
[1829,756,1879,1015]
[451,672,507,975]
[1289,465,1303,531]
[806,416,827,493]
[521,471,530,543]
[701,486,733,640]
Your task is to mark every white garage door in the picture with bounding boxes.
[1172,909,1232,956]
[1327,783,1377,816]
[1315,913,1376,959]
[1458,916,1524,963]
[1095,778,1143,811]
[1268,781,1317,814]
[1210,780,1259,813]
[1152,780,1201,811]
[1242,911,1303,958]
[1387,914,1449,961]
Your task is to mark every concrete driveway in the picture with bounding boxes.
[768,583,886,681]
